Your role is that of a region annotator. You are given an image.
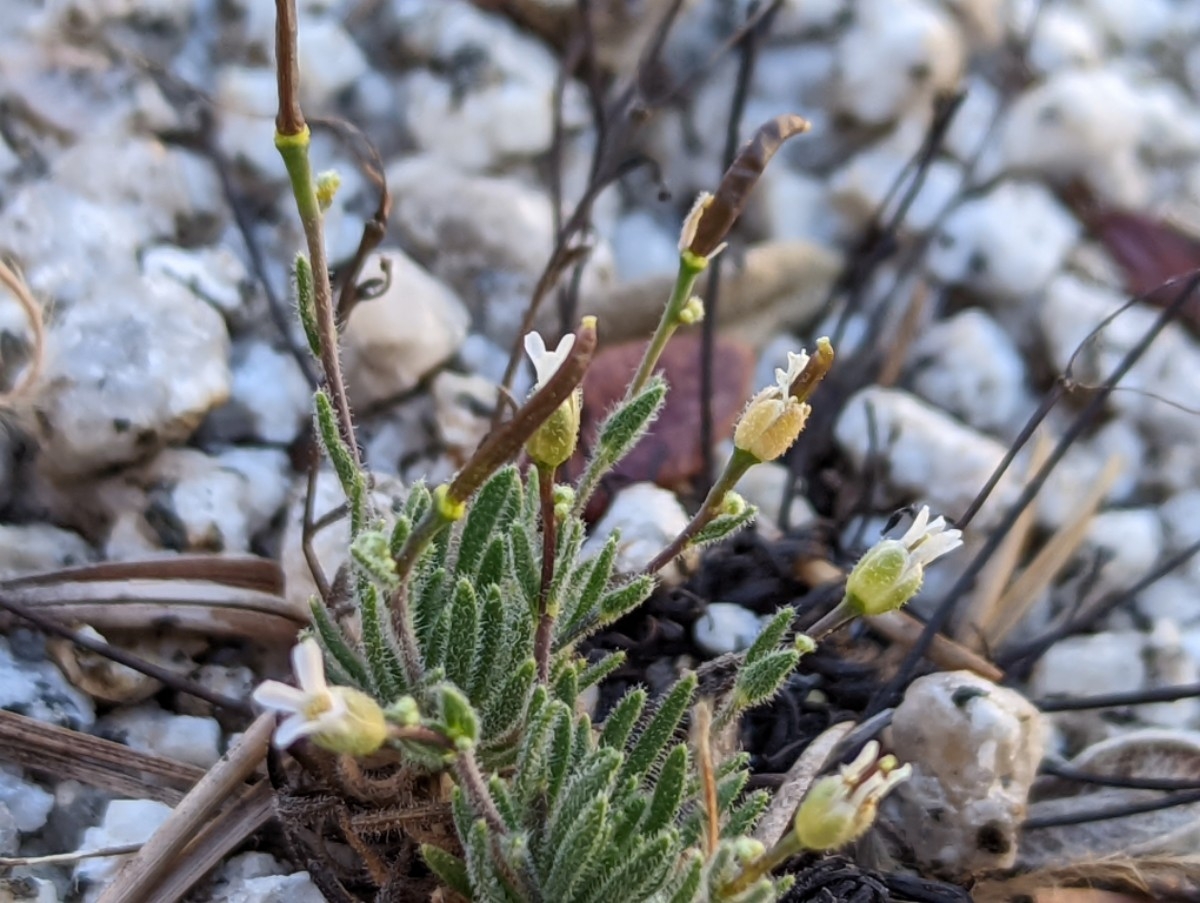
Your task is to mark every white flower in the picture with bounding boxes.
[793,741,912,851]
[524,331,576,392]
[844,505,963,617]
[898,505,963,565]
[774,350,810,396]
[252,639,387,755]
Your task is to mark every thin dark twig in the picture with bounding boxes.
[1023,788,1200,830]
[1042,760,1200,792]
[866,270,1200,716]
[0,591,253,716]
[1036,681,1200,712]
[701,1,772,489]
[302,450,333,603]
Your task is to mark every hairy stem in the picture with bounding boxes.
[720,831,800,898]
[627,254,706,398]
[644,447,755,575]
[534,462,558,684]
[273,0,359,465]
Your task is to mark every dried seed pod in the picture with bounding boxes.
[686,115,811,259]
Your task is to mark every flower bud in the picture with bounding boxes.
[678,296,705,325]
[524,330,583,467]
[844,506,963,617]
[316,169,341,212]
[314,686,390,756]
[793,742,911,851]
[733,351,812,463]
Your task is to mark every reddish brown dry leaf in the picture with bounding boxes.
[1090,210,1200,331]
[570,332,754,515]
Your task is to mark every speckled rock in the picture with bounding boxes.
[889,670,1046,876]
[38,271,231,476]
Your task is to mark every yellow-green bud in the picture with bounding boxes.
[386,695,421,727]
[434,483,466,521]
[678,296,705,325]
[721,491,748,517]
[794,634,817,655]
[310,686,389,756]
[553,484,576,521]
[315,169,341,212]
[525,389,581,468]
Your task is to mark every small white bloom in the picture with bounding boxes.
[524,331,576,392]
[253,639,345,748]
[733,349,813,462]
[844,506,963,617]
[793,741,912,851]
[774,350,810,397]
[898,505,963,564]
[253,639,390,755]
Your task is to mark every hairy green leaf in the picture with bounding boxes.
[445,577,480,689]
[620,674,696,787]
[308,599,372,692]
[422,845,471,899]
[545,796,608,901]
[744,607,794,666]
[599,687,646,751]
[643,743,688,835]
[457,467,520,580]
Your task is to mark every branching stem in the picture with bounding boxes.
[645,447,756,575]
[273,0,359,465]
[627,254,706,398]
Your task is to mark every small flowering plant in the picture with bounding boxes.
[261,11,960,896]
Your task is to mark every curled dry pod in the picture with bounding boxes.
[686,115,811,259]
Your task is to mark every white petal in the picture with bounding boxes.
[291,639,328,695]
[274,713,319,748]
[252,680,307,713]
[913,530,963,566]
[899,506,932,547]
[524,331,548,373]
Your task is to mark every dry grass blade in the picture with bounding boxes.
[98,713,274,903]
[135,779,275,903]
[957,432,1052,648]
[0,259,46,404]
[868,610,1004,682]
[971,854,1200,903]
[983,452,1123,648]
[0,709,204,805]
[0,554,303,642]
[1,555,285,593]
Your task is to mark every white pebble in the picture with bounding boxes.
[909,308,1029,435]
[927,181,1080,301]
[693,603,767,657]
[832,0,965,124]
